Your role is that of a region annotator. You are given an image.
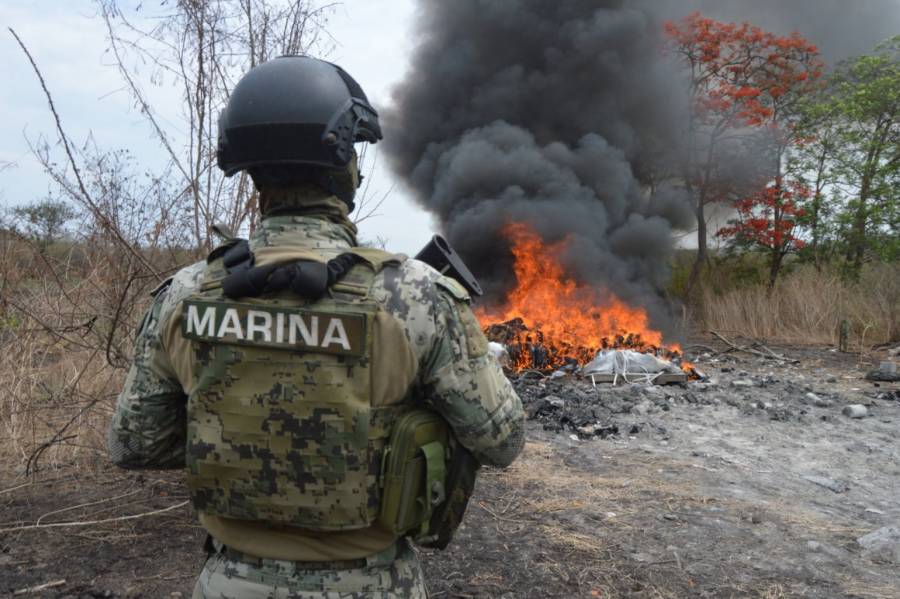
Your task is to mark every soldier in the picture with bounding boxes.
[108,55,525,598]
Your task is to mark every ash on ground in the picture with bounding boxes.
[513,345,898,442]
[422,340,900,598]
[3,339,899,599]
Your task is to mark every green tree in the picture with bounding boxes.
[788,93,843,271]
[12,198,77,246]
[813,37,900,275]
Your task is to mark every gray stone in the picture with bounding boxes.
[843,404,869,419]
[731,379,755,388]
[806,540,850,560]
[866,361,900,382]
[804,475,850,494]
[807,392,832,408]
[547,396,566,408]
[857,526,900,564]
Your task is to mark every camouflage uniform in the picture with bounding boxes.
[109,192,525,598]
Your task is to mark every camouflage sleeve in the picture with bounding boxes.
[108,263,203,469]
[421,278,525,468]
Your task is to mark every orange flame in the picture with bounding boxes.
[476,223,686,371]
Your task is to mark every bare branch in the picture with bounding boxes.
[8,27,161,280]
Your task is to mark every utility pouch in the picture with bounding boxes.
[378,411,450,538]
[417,436,480,550]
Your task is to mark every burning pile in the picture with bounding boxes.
[476,223,691,375]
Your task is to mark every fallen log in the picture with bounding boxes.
[710,331,796,362]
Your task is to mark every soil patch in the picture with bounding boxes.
[2,342,898,598]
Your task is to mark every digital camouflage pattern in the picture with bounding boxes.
[192,539,427,598]
[182,250,413,530]
[109,192,525,596]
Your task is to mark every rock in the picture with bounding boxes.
[806,540,851,560]
[857,526,900,564]
[866,362,899,382]
[804,475,850,494]
[807,392,832,407]
[731,379,755,388]
[827,377,838,384]
[842,404,869,419]
[576,423,619,438]
[547,395,566,409]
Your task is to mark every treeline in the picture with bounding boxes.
[663,13,899,295]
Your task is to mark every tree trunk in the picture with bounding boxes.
[849,171,872,278]
[685,200,708,300]
[811,148,828,273]
[848,120,890,278]
[768,249,784,292]
[811,193,822,272]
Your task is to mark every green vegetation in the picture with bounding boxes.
[793,36,900,277]
[11,198,77,247]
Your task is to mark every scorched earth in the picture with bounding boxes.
[2,338,899,598]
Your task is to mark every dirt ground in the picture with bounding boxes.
[2,339,899,598]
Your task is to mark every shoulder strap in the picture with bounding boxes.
[201,243,406,300]
[347,248,405,271]
[329,248,406,298]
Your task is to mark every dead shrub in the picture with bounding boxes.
[697,263,899,347]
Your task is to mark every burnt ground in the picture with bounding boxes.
[2,340,899,598]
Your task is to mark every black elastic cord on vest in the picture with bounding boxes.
[222,250,368,300]
[222,240,254,274]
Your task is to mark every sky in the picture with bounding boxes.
[2,1,899,255]
[0,0,433,254]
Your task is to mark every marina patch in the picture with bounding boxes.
[181,300,367,356]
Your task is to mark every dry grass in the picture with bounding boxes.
[697,263,899,347]
[0,235,159,476]
[486,441,881,599]
[0,346,121,476]
[839,581,900,599]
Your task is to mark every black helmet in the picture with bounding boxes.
[217,55,382,178]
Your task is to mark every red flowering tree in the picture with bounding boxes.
[665,13,824,295]
[717,178,809,288]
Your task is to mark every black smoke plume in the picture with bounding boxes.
[385,0,691,331]
[385,0,897,331]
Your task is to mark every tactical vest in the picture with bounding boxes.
[181,244,416,532]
